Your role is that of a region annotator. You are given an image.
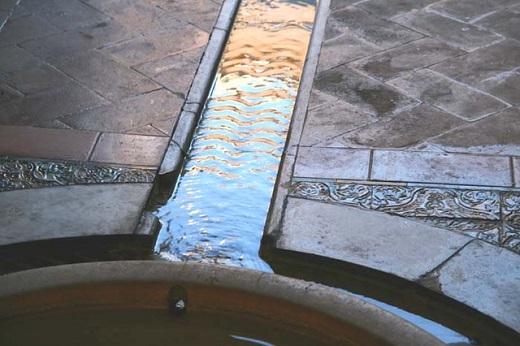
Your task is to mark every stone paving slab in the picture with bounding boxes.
[0,184,152,246]
[278,197,471,281]
[267,0,520,333]
[435,241,520,332]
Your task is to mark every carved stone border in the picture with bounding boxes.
[0,157,156,192]
[290,181,520,253]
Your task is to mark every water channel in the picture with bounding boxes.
[155,0,316,271]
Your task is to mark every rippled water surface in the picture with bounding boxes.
[155,0,317,270]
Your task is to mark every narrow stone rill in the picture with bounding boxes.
[155,0,317,270]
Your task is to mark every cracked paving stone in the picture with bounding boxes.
[393,10,502,52]
[0,83,109,126]
[475,9,520,41]
[429,108,520,155]
[300,100,375,146]
[22,0,110,31]
[101,24,208,66]
[317,32,382,73]
[351,38,463,81]
[60,89,183,133]
[0,45,73,94]
[0,13,62,47]
[356,0,438,19]
[324,6,422,48]
[475,71,520,106]
[54,50,161,102]
[388,69,509,120]
[313,66,417,117]
[429,0,519,23]
[431,40,520,86]
[331,104,465,149]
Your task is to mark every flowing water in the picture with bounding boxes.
[155,0,317,271]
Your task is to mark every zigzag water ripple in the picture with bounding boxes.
[155,0,317,271]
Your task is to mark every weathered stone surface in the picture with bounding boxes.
[0,45,72,93]
[356,0,438,18]
[334,104,464,149]
[21,20,132,61]
[0,184,152,245]
[313,66,417,117]
[101,25,208,66]
[371,150,512,186]
[81,0,182,35]
[431,40,520,86]
[294,147,370,180]
[0,83,109,126]
[394,10,502,52]
[151,0,221,33]
[0,82,22,102]
[351,38,462,81]
[54,50,161,102]
[514,158,520,188]
[0,0,17,11]
[325,6,422,48]
[134,48,203,95]
[23,0,109,30]
[429,0,518,22]
[438,240,520,332]
[91,133,169,166]
[9,3,31,19]
[317,32,382,72]
[329,0,358,11]
[388,69,509,120]
[278,198,471,280]
[0,14,62,46]
[475,9,520,41]
[61,89,182,133]
[430,108,520,155]
[0,125,98,161]
[300,100,374,146]
[475,71,520,105]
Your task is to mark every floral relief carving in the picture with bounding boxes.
[0,157,156,191]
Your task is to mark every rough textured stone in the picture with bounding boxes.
[317,32,382,73]
[325,6,422,48]
[475,71,520,105]
[151,0,221,33]
[514,158,520,188]
[300,100,375,146]
[278,198,471,280]
[54,50,161,102]
[0,125,98,161]
[429,108,520,155]
[431,40,520,86]
[61,89,182,133]
[294,147,371,180]
[0,83,109,126]
[334,104,465,149]
[21,20,132,61]
[0,82,22,102]
[438,240,520,332]
[101,25,208,66]
[475,9,520,41]
[388,69,509,120]
[0,45,72,93]
[429,0,518,23]
[91,133,169,166]
[371,150,512,186]
[81,0,182,34]
[23,0,109,30]
[133,48,203,95]
[351,38,463,81]
[0,14,62,46]
[394,10,502,52]
[356,0,438,18]
[0,184,152,245]
[313,66,417,117]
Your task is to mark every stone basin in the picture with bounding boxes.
[0,261,444,345]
